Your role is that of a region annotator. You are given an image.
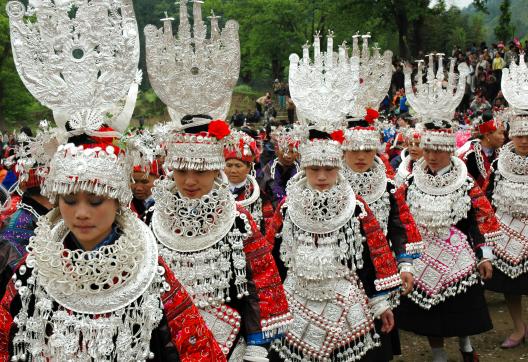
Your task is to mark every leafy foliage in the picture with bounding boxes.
[0,0,50,129]
[494,0,514,42]
[464,0,527,44]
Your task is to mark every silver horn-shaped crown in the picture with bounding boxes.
[502,54,528,111]
[144,0,240,123]
[348,33,393,119]
[6,0,141,133]
[404,53,468,123]
[501,54,528,136]
[288,30,361,131]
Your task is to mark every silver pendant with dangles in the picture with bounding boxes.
[408,157,472,237]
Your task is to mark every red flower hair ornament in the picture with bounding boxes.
[208,120,231,140]
[330,130,345,144]
[364,108,380,124]
[87,126,122,154]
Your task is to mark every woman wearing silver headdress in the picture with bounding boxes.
[0,131,223,362]
[341,112,423,358]
[394,127,424,187]
[0,1,222,360]
[342,113,423,299]
[144,3,291,360]
[268,128,402,362]
[148,117,291,362]
[397,54,502,362]
[257,126,301,211]
[459,111,504,190]
[396,121,500,361]
[484,58,528,349]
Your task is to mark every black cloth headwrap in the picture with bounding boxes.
[308,129,331,140]
[65,121,104,146]
[423,120,453,131]
[240,127,259,138]
[180,114,212,134]
[346,119,371,128]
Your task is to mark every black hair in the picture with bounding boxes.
[24,187,42,196]
[20,126,33,137]
[240,127,258,138]
[482,111,493,123]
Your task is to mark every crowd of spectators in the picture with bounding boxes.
[385,38,527,129]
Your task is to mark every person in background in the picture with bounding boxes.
[470,92,492,113]
[492,51,506,84]
[130,160,160,224]
[394,127,424,187]
[484,61,528,350]
[224,129,264,230]
[459,112,504,189]
[257,126,300,210]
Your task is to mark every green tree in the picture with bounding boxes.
[0,0,49,130]
[494,0,514,41]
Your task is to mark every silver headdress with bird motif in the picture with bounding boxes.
[501,54,528,136]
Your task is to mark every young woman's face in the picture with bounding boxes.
[423,149,452,172]
[344,150,377,173]
[59,192,118,251]
[305,166,339,191]
[512,135,528,157]
[407,142,424,161]
[172,169,219,198]
[224,159,251,184]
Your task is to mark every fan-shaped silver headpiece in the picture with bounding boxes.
[144,0,240,124]
[6,0,141,133]
[501,54,528,136]
[288,30,361,131]
[404,53,468,123]
[404,53,468,152]
[6,0,142,204]
[348,33,393,119]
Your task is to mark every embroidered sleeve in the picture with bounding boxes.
[238,206,292,345]
[264,198,286,247]
[379,153,396,179]
[358,197,401,292]
[468,183,503,249]
[159,258,226,362]
[391,185,423,257]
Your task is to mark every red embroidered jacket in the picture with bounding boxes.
[231,204,291,346]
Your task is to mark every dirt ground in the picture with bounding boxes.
[394,291,528,361]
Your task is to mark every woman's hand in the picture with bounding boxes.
[478,260,493,280]
[400,271,414,295]
[380,309,395,333]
